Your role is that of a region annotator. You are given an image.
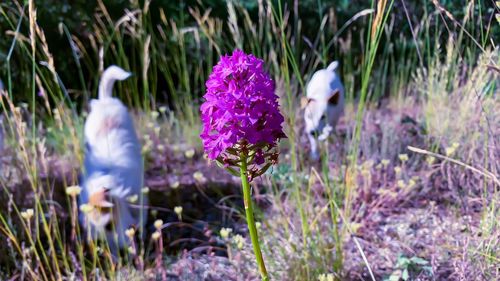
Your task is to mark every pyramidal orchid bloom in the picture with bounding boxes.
[200,50,285,281]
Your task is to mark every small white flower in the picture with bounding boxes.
[220,227,233,239]
[126,194,138,203]
[79,204,94,213]
[154,219,163,230]
[65,185,82,197]
[158,106,167,114]
[426,156,436,165]
[128,246,136,255]
[398,154,409,162]
[233,234,245,250]
[151,231,161,240]
[193,171,206,183]
[394,166,402,175]
[318,273,335,281]
[174,206,183,220]
[125,228,135,238]
[408,179,417,188]
[171,181,180,189]
[142,145,152,154]
[397,180,406,189]
[21,209,34,220]
[445,146,457,156]
[184,148,195,159]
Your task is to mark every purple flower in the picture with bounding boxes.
[200,50,285,162]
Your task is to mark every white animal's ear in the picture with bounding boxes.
[300,97,308,109]
[301,97,314,109]
[327,61,339,72]
[328,89,340,105]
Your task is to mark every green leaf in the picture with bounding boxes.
[215,160,241,177]
[396,257,410,267]
[410,256,429,265]
[388,270,401,281]
[225,166,241,177]
[253,163,272,177]
[402,269,409,281]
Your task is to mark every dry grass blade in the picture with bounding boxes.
[371,0,387,41]
[408,146,500,187]
[431,0,495,64]
[325,8,374,50]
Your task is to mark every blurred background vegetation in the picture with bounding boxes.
[0,0,497,108]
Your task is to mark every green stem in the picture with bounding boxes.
[239,153,269,281]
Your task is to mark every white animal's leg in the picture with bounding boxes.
[308,133,319,160]
[318,124,333,141]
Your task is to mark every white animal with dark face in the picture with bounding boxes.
[304,61,345,160]
[79,66,147,253]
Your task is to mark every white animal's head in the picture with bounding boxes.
[303,61,344,159]
[304,61,344,137]
[98,65,132,99]
[81,173,140,252]
[83,174,118,229]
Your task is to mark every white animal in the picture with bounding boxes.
[79,66,147,253]
[303,61,345,160]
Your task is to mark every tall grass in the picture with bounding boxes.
[0,0,498,280]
